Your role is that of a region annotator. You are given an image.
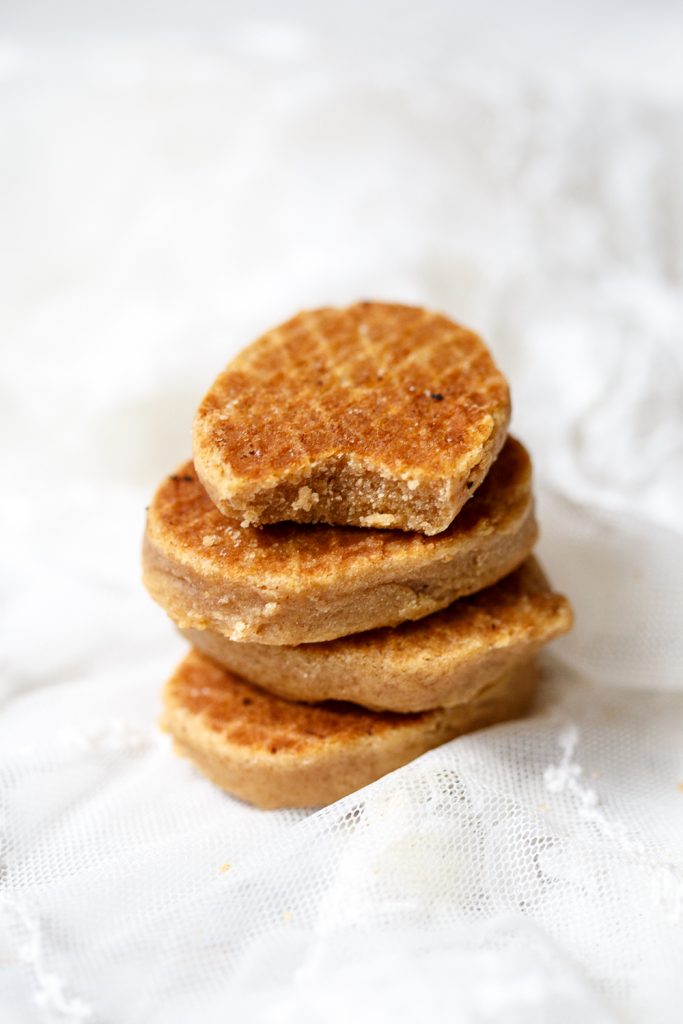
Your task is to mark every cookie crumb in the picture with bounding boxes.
[360,513,396,528]
[292,485,318,512]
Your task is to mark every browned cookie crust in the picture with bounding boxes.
[162,650,538,809]
[193,302,510,535]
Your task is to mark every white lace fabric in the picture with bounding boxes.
[2,6,683,1022]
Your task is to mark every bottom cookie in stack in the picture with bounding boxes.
[162,650,539,810]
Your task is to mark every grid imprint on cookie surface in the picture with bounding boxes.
[196,303,509,482]
[170,650,424,754]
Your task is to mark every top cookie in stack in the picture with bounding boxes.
[192,302,510,534]
[143,302,573,809]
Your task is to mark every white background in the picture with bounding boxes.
[1,3,682,1022]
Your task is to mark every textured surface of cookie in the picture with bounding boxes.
[184,558,572,712]
[143,437,537,645]
[193,302,510,534]
[162,650,538,809]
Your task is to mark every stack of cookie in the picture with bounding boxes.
[143,303,572,808]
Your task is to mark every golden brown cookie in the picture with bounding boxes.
[183,558,572,712]
[143,437,537,645]
[162,650,538,809]
[193,302,510,534]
